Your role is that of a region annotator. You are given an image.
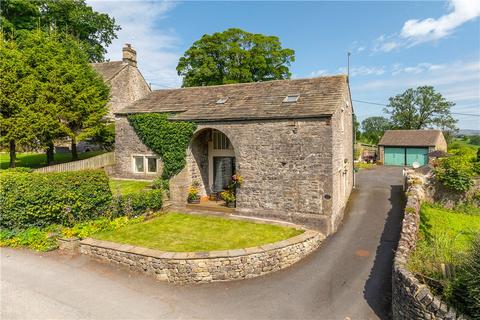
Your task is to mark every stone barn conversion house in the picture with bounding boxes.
[92,44,151,120]
[378,130,447,167]
[114,75,354,236]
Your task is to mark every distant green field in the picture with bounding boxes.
[0,151,105,169]
[449,138,480,150]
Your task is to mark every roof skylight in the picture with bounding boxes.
[283,94,300,103]
[216,97,229,104]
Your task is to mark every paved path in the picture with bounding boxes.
[1,166,405,320]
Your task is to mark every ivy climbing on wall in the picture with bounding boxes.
[127,113,197,180]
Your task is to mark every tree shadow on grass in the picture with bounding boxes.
[363,185,405,320]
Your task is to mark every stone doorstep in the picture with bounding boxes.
[79,229,322,261]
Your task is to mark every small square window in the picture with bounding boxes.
[147,157,157,173]
[283,94,300,103]
[134,156,144,172]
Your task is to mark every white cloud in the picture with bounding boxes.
[308,69,329,77]
[355,60,480,113]
[401,0,480,43]
[371,0,480,53]
[338,65,385,77]
[391,62,446,75]
[88,0,182,89]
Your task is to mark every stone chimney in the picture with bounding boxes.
[122,43,137,67]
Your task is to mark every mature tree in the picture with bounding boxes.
[0,35,39,167]
[19,31,110,161]
[177,28,295,87]
[1,31,110,165]
[0,0,120,62]
[385,86,457,131]
[361,116,391,144]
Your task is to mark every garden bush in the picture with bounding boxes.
[0,216,146,251]
[435,151,475,193]
[0,170,112,229]
[110,188,163,217]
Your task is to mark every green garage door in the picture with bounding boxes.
[406,148,428,166]
[384,147,406,166]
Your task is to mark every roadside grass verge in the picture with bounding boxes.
[0,151,105,169]
[92,212,304,252]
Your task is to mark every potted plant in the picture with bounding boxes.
[220,190,235,208]
[187,185,200,204]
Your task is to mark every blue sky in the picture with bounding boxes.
[89,0,480,130]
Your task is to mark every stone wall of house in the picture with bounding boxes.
[79,229,323,284]
[330,97,354,232]
[171,119,337,234]
[107,65,151,119]
[113,115,162,180]
[392,170,465,319]
[114,115,354,235]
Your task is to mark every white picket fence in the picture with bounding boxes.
[35,152,115,173]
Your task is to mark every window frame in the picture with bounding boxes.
[132,154,158,174]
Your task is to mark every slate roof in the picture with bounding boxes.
[378,130,444,147]
[91,61,127,82]
[115,75,350,121]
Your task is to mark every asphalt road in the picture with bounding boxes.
[1,166,405,320]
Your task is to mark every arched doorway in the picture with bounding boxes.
[188,128,237,205]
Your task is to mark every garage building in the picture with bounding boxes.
[378,130,447,166]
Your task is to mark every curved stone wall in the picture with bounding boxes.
[80,229,323,284]
[392,170,464,319]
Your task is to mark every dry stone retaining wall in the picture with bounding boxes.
[392,170,466,320]
[80,229,323,284]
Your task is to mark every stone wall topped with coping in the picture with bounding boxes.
[392,170,465,320]
[80,229,323,284]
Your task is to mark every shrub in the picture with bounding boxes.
[435,154,475,193]
[61,216,145,239]
[0,216,146,251]
[450,235,480,319]
[110,189,162,217]
[0,226,59,251]
[0,170,112,229]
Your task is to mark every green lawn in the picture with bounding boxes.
[0,151,105,169]
[92,212,304,252]
[109,179,153,195]
[409,203,480,279]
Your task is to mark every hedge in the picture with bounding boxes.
[0,170,112,229]
[110,189,163,218]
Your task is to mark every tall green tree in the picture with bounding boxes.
[1,0,120,62]
[19,31,110,162]
[361,116,391,144]
[385,86,457,131]
[0,35,39,167]
[1,31,110,165]
[177,28,295,87]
